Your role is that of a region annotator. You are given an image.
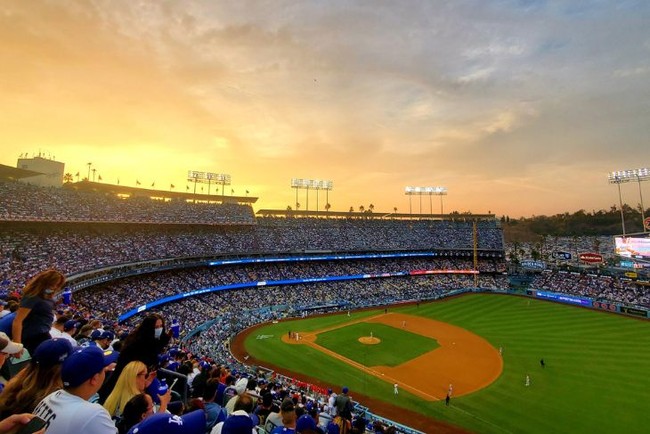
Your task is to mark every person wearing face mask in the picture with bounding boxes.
[12,269,66,355]
[98,314,171,404]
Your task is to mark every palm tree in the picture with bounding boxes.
[349,206,354,213]
[368,204,374,213]
[359,205,365,213]
[325,203,331,212]
[63,173,73,183]
[394,207,398,213]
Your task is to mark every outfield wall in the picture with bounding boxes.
[526,289,649,318]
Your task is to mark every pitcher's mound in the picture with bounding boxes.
[358,336,381,345]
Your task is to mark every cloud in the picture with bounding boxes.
[1,0,648,217]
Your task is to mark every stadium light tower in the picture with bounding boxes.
[405,186,447,215]
[188,171,231,201]
[608,168,650,234]
[291,178,333,212]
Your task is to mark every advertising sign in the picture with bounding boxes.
[579,252,603,264]
[520,259,546,270]
[551,251,572,261]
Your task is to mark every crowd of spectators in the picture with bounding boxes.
[0,180,255,225]
[3,179,649,432]
[1,221,503,296]
[530,270,650,307]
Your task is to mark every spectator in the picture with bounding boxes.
[33,345,117,433]
[0,338,72,418]
[116,393,154,434]
[104,361,153,419]
[13,269,66,355]
[99,314,171,403]
[125,410,205,434]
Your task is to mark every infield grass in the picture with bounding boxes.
[244,294,650,433]
[316,322,439,367]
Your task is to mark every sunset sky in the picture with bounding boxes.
[1,1,649,218]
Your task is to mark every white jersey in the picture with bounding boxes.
[34,389,118,434]
[328,394,338,416]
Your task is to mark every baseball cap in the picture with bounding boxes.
[127,410,205,434]
[62,346,114,388]
[342,386,349,394]
[90,329,103,340]
[222,414,254,434]
[296,414,318,432]
[64,320,79,331]
[32,338,74,366]
[0,331,23,355]
[234,377,248,395]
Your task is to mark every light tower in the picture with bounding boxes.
[608,168,650,234]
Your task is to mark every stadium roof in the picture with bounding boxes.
[0,163,44,180]
[63,180,258,204]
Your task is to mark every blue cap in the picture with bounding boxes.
[127,410,206,434]
[342,386,349,394]
[32,338,74,367]
[63,320,79,331]
[222,414,254,434]
[90,329,103,340]
[61,346,114,388]
[296,414,318,432]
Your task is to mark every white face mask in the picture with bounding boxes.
[154,327,163,339]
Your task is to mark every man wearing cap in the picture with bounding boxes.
[33,345,118,434]
[225,377,249,414]
[326,389,337,419]
[60,320,79,347]
[211,394,257,434]
[334,387,353,421]
[267,398,297,434]
[88,330,112,350]
[127,409,205,434]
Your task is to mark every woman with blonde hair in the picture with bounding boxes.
[103,360,149,418]
[12,269,66,354]
[103,360,172,419]
[0,338,73,418]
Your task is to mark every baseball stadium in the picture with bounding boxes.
[1,171,650,434]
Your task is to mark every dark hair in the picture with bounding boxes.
[117,393,149,434]
[123,314,165,348]
[203,378,219,402]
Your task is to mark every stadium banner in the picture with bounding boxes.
[410,269,478,275]
[579,252,603,264]
[551,251,572,261]
[520,259,546,270]
[592,301,618,312]
[619,306,648,318]
[535,290,592,307]
[209,251,440,266]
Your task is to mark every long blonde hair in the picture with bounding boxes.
[22,269,66,298]
[0,362,63,417]
[103,360,147,417]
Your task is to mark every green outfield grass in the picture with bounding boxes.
[244,294,650,433]
[316,322,439,367]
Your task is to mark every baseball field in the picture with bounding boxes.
[236,293,650,433]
